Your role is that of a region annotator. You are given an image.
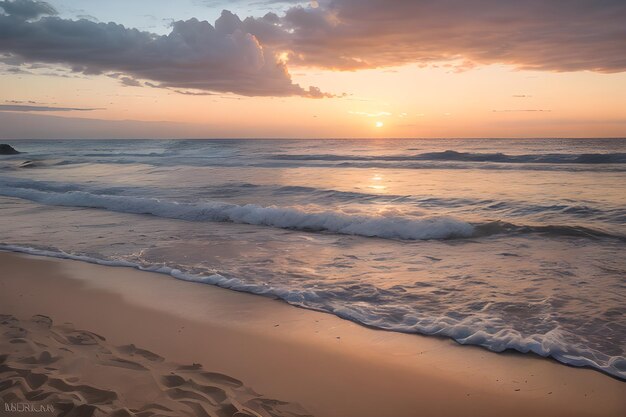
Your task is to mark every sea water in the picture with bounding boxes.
[0,138,624,378]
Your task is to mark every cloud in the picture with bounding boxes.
[1,0,623,103]
[252,0,626,73]
[108,73,142,87]
[5,99,40,104]
[170,90,216,96]
[0,0,55,19]
[75,14,98,22]
[0,104,100,112]
[0,2,333,97]
[119,76,142,87]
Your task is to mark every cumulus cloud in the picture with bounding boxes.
[253,0,626,73]
[0,2,332,97]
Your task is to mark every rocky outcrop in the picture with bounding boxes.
[0,144,20,155]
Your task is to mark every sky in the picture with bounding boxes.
[0,0,625,139]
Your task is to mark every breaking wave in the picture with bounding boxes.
[0,185,474,240]
[1,183,623,241]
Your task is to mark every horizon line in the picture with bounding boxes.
[3,137,626,141]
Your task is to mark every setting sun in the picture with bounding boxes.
[375,121,384,128]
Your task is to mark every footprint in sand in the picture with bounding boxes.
[99,357,148,371]
[47,377,118,404]
[3,326,28,339]
[31,314,53,329]
[0,314,312,417]
[17,350,60,365]
[116,343,164,362]
[0,314,19,326]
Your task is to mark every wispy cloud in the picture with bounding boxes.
[0,104,101,112]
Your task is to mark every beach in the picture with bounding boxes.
[1,251,624,417]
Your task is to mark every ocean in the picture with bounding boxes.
[0,138,624,379]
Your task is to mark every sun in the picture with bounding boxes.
[375,121,384,128]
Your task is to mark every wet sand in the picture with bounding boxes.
[0,252,624,417]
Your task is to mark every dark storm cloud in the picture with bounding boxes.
[0,2,331,97]
[253,0,626,72]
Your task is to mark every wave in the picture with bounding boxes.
[1,243,624,380]
[474,221,624,241]
[8,157,626,173]
[0,186,475,240]
[4,176,624,226]
[270,150,626,164]
[275,186,626,222]
[1,183,624,241]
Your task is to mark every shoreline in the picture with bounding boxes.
[1,251,624,416]
[2,243,622,381]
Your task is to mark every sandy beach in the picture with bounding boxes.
[1,251,624,417]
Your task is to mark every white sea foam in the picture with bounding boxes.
[0,186,475,240]
[1,244,624,380]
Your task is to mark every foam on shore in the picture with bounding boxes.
[1,244,624,380]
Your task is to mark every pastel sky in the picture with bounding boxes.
[1,0,625,139]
